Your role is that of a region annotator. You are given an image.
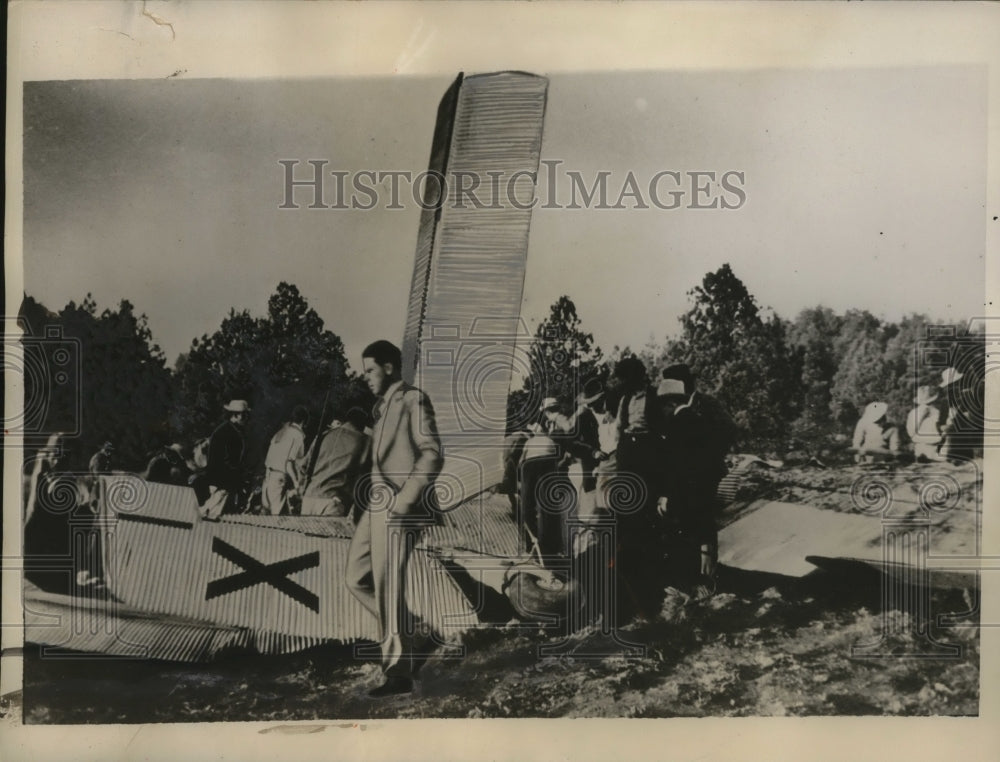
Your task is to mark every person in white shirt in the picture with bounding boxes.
[852,401,900,463]
[906,385,944,462]
[262,405,309,515]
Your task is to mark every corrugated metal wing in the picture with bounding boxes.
[94,476,484,653]
[403,72,549,509]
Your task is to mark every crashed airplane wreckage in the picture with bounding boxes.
[23,73,978,663]
[24,71,554,661]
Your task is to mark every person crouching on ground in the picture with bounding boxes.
[145,443,192,485]
[852,401,900,463]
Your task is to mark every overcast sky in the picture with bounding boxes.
[23,66,987,369]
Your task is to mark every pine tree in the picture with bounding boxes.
[829,315,895,427]
[508,296,603,429]
[172,282,369,469]
[19,293,174,471]
[671,264,797,452]
[787,306,843,447]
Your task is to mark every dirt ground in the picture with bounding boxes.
[15,460,983,722]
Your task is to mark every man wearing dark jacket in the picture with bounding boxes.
[657,364,735,597]
[202,399,250,516]
[939,366,982,463]
[89,441,114,475]
[611,357,669,617]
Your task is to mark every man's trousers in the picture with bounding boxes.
[344,504,424,679]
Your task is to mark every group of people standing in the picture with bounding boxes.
[504,359,736,622]
[27,340,982,697]
[24,339,441,699]
[185,398,373,521]
[193,341,441,698]
[852,366,981,464]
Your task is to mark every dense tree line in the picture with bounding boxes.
[19,294,173,472]
[19,283,370,474]
[20,267,984,473]
[515,264,985,459]
[171,282,371,470]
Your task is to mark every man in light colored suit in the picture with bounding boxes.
[345,340,444,697]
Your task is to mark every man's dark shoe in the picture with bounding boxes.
[367,676,414,698]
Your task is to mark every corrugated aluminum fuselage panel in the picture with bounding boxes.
[403,72,549,508]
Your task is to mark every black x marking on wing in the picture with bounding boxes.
[205,537,320,612]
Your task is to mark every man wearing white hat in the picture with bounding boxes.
[906,386,944,462]
[203,399,251,517]
[940,367,964,388]
[852,401,900,463]
[939,366,980,463]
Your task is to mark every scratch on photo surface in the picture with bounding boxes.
[258,724,367,734]
[99,28,136,42]
[124,726,142,754]
[394,19,435,74]
[258,725,326,735]
[142,1,176,41]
